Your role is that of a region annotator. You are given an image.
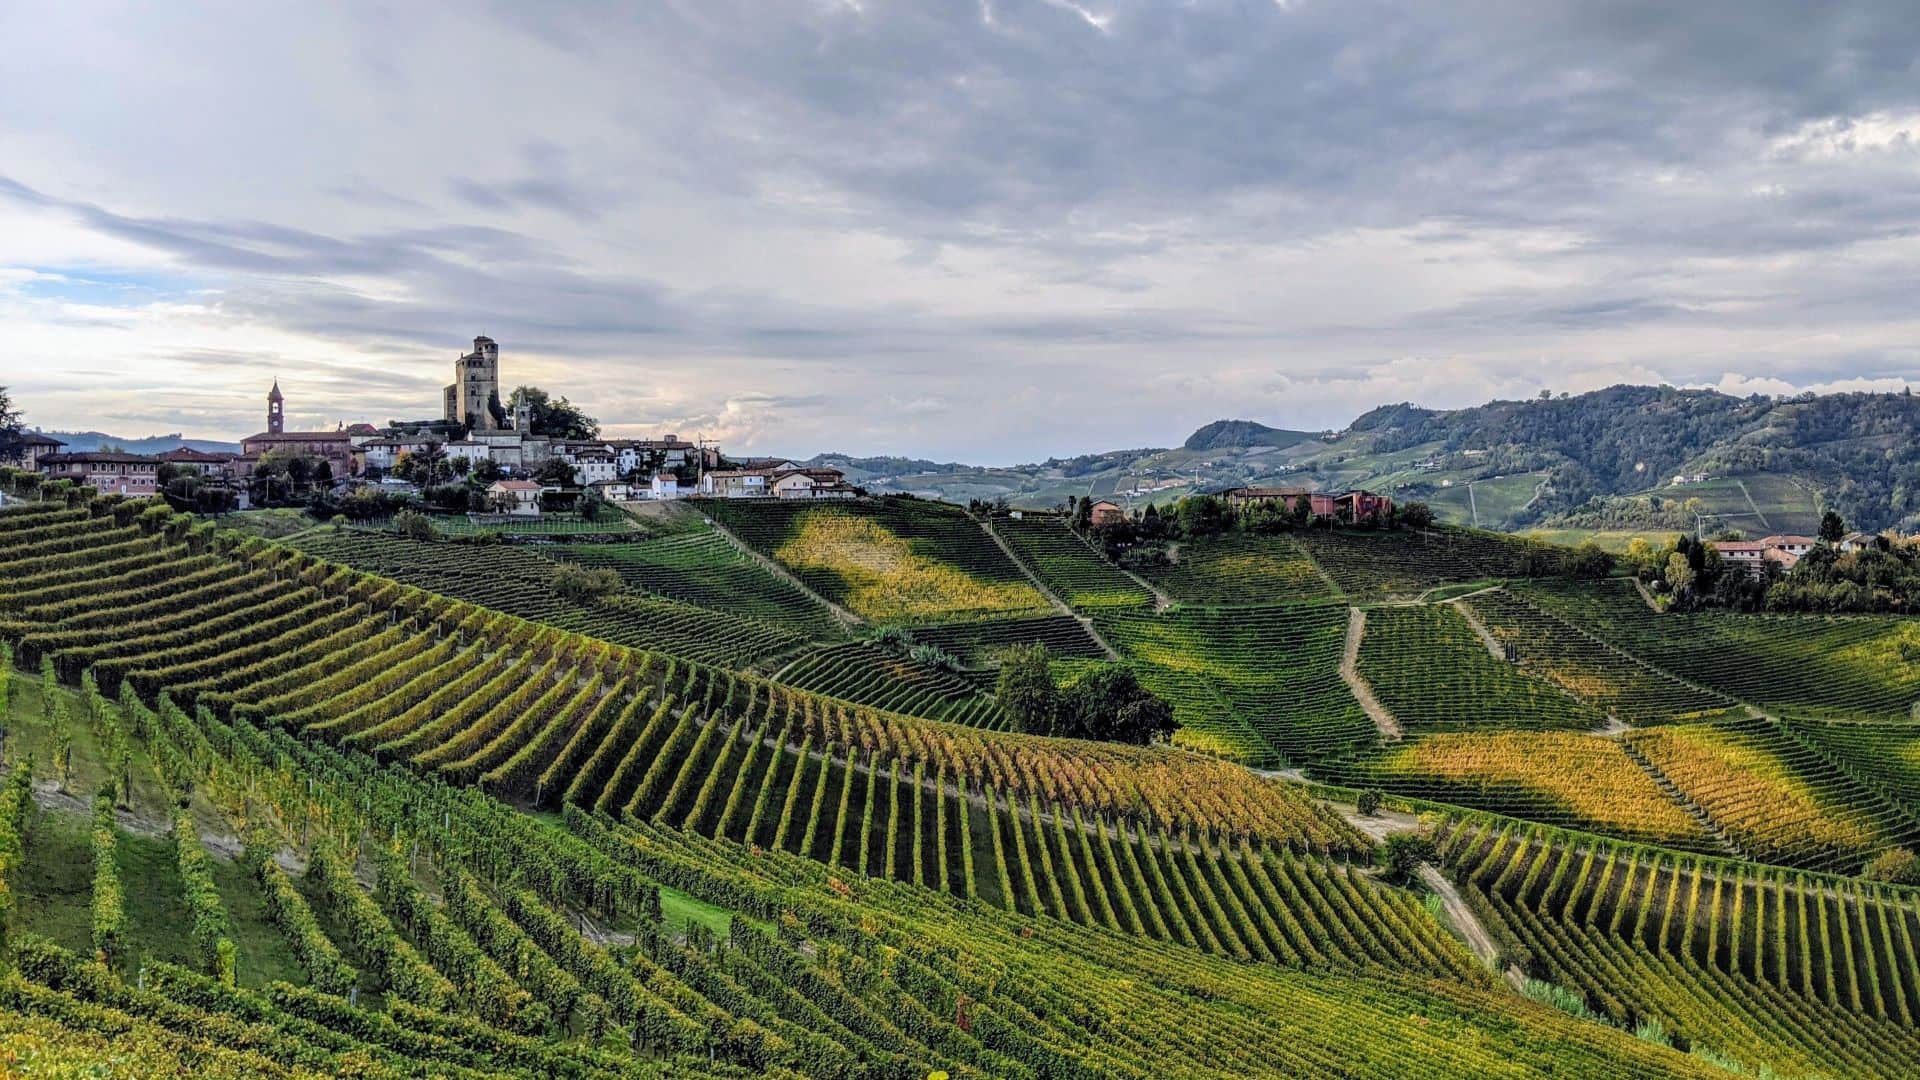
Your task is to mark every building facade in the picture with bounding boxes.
[37,452,160,495]
[237,383,358,479]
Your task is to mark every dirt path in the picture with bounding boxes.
[1630,577,1661,612]
[1340,607,1402,740]
[697,510,864,630]
[1417,864,1527,989]
[1447,592,1507,660]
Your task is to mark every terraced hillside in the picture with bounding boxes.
[700,497,1051,623]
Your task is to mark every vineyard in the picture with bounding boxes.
[1097,603,1374,767]
[548,532,848,641]
[904,612,1108,665]
[1625,717,1920,874]
[1137,531,1339,606]
[1441,818,1920,1079]
[1523,580,1920,721]
[1294,526,1557,601]
[1310,733,1721,851]
[773,641,1005,727]
[989,515,1153,610]
[701,497,1051,623]
[1460,589,1739,725]
[0,490,1762,1079]
[1355,605,1607,732]
[287,528,806,667]
[12,483,1920,1077]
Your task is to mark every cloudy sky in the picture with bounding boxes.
[3,1,1918,460]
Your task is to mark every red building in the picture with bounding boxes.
[1089,499,1127,526]
[1335,490,1393,524]
[235,381,358,481]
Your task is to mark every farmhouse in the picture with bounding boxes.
[1335,489,1393,524]
[486,479,543,516]
[1712,534,1815,576]
[37,451,161,495]
[1089,499,1127,526]
[698,463,849,499]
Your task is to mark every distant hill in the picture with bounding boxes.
[36,430,241,456]
[1183,419,1317,451]
[826,385,1920,534]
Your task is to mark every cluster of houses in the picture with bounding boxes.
[1711,531,1879,578]
[19,335,854,516]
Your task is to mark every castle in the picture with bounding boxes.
[444,336,504,432]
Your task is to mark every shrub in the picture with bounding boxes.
[552,563,622,604]
[1356,788,1382,817]
[1862,846,1920,885]
[393,509,437,541]
[1376,831,1435,884]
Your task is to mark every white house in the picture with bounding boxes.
[700,469,770,497]
[588,479,635,502]
[650,473,687,500]
[572,450,619,486]
[487,479,543,516]
[771,467,854,499]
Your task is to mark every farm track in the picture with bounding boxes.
[1445,594,1506,660]
[1339,607,1402,740]
[977,515,1121,661]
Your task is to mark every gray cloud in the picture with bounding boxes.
[1,1,1918,460]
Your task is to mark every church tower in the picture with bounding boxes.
[268,380,285,435]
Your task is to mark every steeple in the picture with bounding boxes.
[268,379,285,435]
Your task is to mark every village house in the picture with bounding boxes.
[486,479,543,516]
[14,432,66,471]
[571,449,620,486]
[650,472,689,500]
[158,446,238,478]
[587,478,635,502]
[1219,485,1339,519]
[1088,499,1126,526]
[770,467,856,500]
[1838,531,1879,553]
[37,451,161,495]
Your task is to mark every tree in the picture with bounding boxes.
[1863,847,1920,885]
[1376,831,1436,885]
[1665,551,1696,594]
[0,386,22,465]
[551,563,621,604]
[535,456,578,486]
[1399,501,1434,530]
[510,387,599,440]
[995,644,1060,736]
[1057,664,1176,745]
[1819,510,1846,543]
[393,509,437,541]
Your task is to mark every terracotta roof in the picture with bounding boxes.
[19,432,65,447]
[489,480,542,492]
[344,423,380,436]
[40,451,158,465]
[160,447,235,462]
[242,431,353,443]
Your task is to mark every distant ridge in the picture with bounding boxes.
[1183,419,1316,452]
[36,430,241,455]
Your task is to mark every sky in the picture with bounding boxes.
[2,1,1918,462]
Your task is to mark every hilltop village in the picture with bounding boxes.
[19,335,855,517]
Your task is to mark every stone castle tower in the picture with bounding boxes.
[444,336,502,432]
[267,379,285,435]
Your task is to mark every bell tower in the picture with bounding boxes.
[268,380,285,435]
